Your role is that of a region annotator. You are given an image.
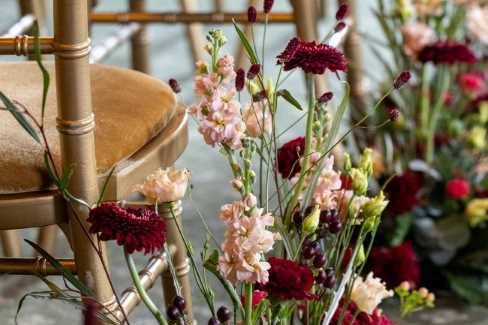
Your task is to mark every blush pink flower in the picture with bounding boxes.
[401,23,434,58]
[243,102,272,138]
[217,54,236,79]
[467,5,488,45]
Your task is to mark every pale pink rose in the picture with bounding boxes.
[134,167,190,202]
[401,23,434,57]
[351,273,394,315]
[217,54,236,79]
[243,103,272,138]
[467,5,488,45]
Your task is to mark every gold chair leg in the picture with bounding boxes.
[290,0,327,95]
[36,225,58,255]
[159,201,194,324]
[180,0,206,62]
[129,0,151,73]
[235,0,259,69]
[53,0,115,315]
[1,230,22,257]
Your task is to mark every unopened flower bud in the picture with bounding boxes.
[247,64,261,80]
[418,287,428,298]
[264,0,274,14]
[195,60,209,74]
[359,148,373,177]
[343,153,352,173]
[426,293,435,303]
[253,90,267,102]
[334,21,346,32]
[318,91,334,104]
[387,107,401,121]
[247,6,257,23]
[335,4,349,20]
[362,191,388,219]
[399,281,411,291]
[231,177,244,191]
[168,78,181,94]
[235,68,245,91]
[394,71,411,89]
[354,244,366,267]
[351,168,368,195]
[302,205,320,235]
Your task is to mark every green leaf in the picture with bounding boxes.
[0,91,41,143]
[43,151,59,184]
[447,273,488,305]
[24,239,93,297]
[389,213,413,246]
[324,82,350,152]
[277,89,303,111]
[233,20,258,64]
[59,165,74,192]
[32,21,50,122]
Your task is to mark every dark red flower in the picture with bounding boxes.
[277,137,305,179]
[370,241,421,289]
[277,37,347,74]
[418,41,477,65]
[332,299,396,325]
[247,6,257,23]
[335,21,346,32]
[264,0,274,13]
[458,72,484,93]
[258,257,316,300]
[235,68,245,91]
[384,171,422,216]
[445,178,470,199]
[335,4,349,20]
[247,63,261,79]
[340,175,352,190]
[168,78,181,93]
[88,202,166,254]
[318,91,334,104]
[393,71,411,89]
[241,290,268,307]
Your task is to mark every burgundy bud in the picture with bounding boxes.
[335,4,349,21]
[253,90,267,102]
[217,306,232,323]
[168,78,181,94]
[247,6,257,23]
[334,21,346,32]
[318,91,334,104]
[394,71,411,89]
[235,68,245,91]
[264,0,274,14]
[247,63,261,80]
[387,107,401,121]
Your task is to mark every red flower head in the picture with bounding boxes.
[277,137,305,179]
[277,37,347,74]
[445,178,470,199]
[258,257,316,301]
[241,290,268,307]
[370,241,421,289]
[332,299,396,325]
[418,41,477,65]
[458,72,484,93]
[88,202,166,254]
[384,171,422,217]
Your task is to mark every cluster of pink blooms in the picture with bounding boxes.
[218,193,279,284]
[189,55,245,150]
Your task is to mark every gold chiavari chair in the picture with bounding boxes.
[0,0,193,323]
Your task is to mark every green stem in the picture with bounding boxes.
[419,65,429,140]
[284,75,315,226]
[124,248,168,325]
[244,283,253,325]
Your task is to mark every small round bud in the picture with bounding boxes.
[301,245,315,260]
[325,270,336,289]
[315,270,327,284]
[235,68,245,91]
[426,292,436,303]
[264,0,274,13]
[313,253,327,268]
[168,78,181,94]
[335,4,349,20]
[387,106,400,121]
[399,281,411,291]
[328,220,342,234]
[394,71,411,89]
[318,91,334,104]
[247,6,257,23]
[334,21,346,32]
[208,317,219,325]
[173,295,186,312]
[217,306,232,323]
[418,287,429,298]
[166,305,181,320]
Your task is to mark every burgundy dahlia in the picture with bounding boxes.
[418,41,477,65]
[384,171,422,216]
[332,299,396,325]
[277,37,347,74]
[88,202,166,254]
[370,241,421,289]
[277,137,305,179]
[247,6,257,23]
[258,257,316,301]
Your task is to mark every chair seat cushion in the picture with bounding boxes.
[0,62,176,194]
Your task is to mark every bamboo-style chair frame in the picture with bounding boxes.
[0,0,193,323]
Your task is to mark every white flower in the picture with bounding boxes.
[351,272,393,314]
[467,5,488,45]
[134,167,190,202]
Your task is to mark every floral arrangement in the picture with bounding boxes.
[0,4,439,325]
[356,0,488,304]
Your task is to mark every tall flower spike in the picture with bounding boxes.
[277,37,347,74]
[247,6,257,23]
[235,68,245,91]
[394,71,411,89]
[247,63,261,80]
[264,0,274,14]
[87,202,166,254]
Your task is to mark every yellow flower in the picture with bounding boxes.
[466,199,488,226]
[467,126,486,150]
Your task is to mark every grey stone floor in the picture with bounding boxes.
[1,0,487,324]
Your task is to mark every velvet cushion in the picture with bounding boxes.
[0,62,176,194]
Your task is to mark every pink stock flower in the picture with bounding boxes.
[243,102,272,138]
[217,54,236,79]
